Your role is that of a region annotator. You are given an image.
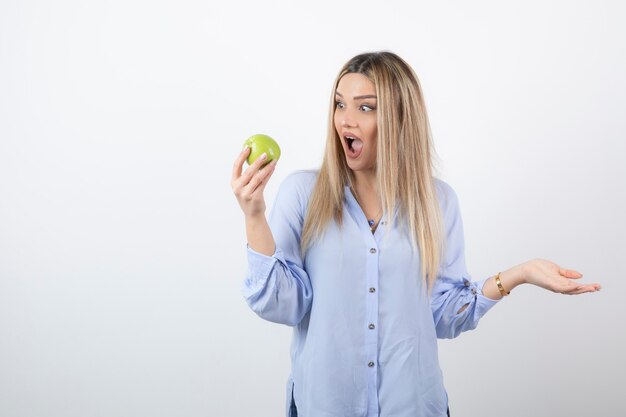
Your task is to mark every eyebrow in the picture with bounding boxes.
[335,92,377,100]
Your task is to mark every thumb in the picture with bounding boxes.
[559,268,583,279]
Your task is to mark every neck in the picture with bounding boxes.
[352,169,377,195]
[351,170,382,225]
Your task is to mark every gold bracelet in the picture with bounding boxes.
[495,272,510,296]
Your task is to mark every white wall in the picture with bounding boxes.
[1,1,624,416]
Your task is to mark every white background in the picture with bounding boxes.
[1,1,624,416]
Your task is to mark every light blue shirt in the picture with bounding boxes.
[242,170,500,417]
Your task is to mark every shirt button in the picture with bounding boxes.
[369,287,376,293]
[464,280,470,287]
[370,248,377,254]
[472,288,477,295]
[368,323,375,330]
[368,361,375,367]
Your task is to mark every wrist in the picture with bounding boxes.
[481,265,527,300]
[245,212,267,224]
[499,265,526,291]
[244,213,275,257]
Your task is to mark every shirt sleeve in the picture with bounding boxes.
[241,171,314,327]
[430,181,500,339]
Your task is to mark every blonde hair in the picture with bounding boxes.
[301,51,444,291]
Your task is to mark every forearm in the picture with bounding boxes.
[245,214,276,256]
[481,265,526,300]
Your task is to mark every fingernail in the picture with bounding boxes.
[242,145,249,152]
[260,152,267,160]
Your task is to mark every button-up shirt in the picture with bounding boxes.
[242,170,500,417]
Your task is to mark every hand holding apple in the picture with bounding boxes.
[231,134,280,220]
[231,136,280,256]
[243,134,281,166]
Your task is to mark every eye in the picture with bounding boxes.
[360,104,376,112]
[335,100,345,109]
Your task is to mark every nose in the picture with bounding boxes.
[341,115,356,128]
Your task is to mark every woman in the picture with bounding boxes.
[230,51,601,417]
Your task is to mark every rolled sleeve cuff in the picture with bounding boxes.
[474,276,501,317]
[242,244,280,297]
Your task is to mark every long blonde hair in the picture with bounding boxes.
[301,51,444,291]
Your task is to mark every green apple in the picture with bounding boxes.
[243,134,281,166]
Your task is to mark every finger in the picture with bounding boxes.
[554,279,579,293]
[563,287,589,296]
[239,152,269,186]
[562,287,583,295]
[251,160,277,197]
[231,146,252,183]
[564,286,599,295]
[247,160,277,196]
[563,283,601,295]
[559,268,583,279]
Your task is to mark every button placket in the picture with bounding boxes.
[346,187,383,407]
[359,208,380,408]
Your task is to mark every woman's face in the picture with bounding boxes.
[334,73,378,173]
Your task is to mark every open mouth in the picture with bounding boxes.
[343,134,363,158]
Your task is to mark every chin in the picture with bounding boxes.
[345,159,374,173]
